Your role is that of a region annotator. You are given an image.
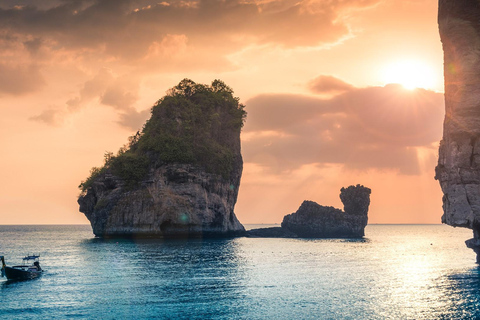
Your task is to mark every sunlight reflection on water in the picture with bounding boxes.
[0,225,478,319]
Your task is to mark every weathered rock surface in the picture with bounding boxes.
[78,163,245,238]
[436,1,480,261]
[246,185,371,238]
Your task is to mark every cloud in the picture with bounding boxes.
[69,68,137,106]
[100,81,139,111]
[41,67,143,129]
[0,1,62,10]
[66,68,115,110]
[0,0,381,64]
[308,75,354,94]
[23,37,42,55]
[0,0,383,130]
[117,108,151,131]
[0,63,45,95]
[29,107,64,126]
[243,83,444,174]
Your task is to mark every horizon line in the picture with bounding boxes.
[0,223,446,226]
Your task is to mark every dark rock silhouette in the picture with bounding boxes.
[247,185,371,238]
[245,226,298,238]
[435,1,480,262]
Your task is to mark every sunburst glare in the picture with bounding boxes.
[382,60,436,90]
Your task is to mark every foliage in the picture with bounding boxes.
[78,166,106,194]
[79,79,246,193]
[108,153,150,188]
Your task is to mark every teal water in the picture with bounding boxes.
[0,224,478,319]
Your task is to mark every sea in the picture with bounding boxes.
[0,224,479,319]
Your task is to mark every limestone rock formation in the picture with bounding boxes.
[78,79,246,238]
[79,164,245,237]
[436,1,480,261]
[247,185,371,238]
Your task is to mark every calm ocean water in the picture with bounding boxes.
[0,224,479,319]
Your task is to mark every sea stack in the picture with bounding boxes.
[247,185,371,238]
[436,2,480,261]
[78,79,246,238]
[281,185,371,238]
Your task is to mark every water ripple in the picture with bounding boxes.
[0,225,478,319]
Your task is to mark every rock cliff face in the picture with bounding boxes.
[78,163,245,237]
[78,79,246,238]
[436,1,480,261]
[247,185,371,238]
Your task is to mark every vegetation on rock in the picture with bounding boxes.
[79,79,246,194]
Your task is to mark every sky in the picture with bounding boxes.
[0,0,446,225]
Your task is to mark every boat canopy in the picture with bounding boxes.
[23,255,40,261]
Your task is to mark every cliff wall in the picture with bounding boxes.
[79,163,244,237]
[436,1,480,261]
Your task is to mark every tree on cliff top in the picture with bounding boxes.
[79,79,247,193]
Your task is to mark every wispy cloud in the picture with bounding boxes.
[308,75,354,94]
[0,63,45,95]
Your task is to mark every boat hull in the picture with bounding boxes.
[4,267,42,280]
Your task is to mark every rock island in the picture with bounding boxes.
[247,185,371,238]
[78,79,246,238]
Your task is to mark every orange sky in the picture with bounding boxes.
[0,0,445,225]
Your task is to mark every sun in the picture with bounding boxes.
[382,60,436,90]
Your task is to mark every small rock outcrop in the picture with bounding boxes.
[245,226,298,238]
[247,185,371,238]
[436,1,480,261]
[78,79,246,238]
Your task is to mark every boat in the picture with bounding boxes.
[0,255,43,280]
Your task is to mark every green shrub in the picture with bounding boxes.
[79,79,246,194]
[78,166,106,195]
[109,153,150,187]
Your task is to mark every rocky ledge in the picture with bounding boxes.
[246,185,371,238]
